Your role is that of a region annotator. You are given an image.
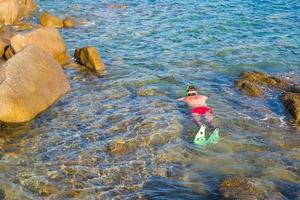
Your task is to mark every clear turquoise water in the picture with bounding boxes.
[1,0,300,199]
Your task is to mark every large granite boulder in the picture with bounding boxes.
[283,93,300,124]
[0,0,36,25]
[0,26,15,58]
[0,0,21,25]
[74,46,105,72]
[0,44,70,123]
[17,0,36,16]
[40,12,64,28]
[10,27,70,64]
[0,26,15,41]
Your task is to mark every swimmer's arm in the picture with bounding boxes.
[177,97,186,101]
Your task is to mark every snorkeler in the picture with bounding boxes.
[177,85,216,127]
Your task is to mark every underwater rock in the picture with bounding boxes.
[137,87,157,97]
[0,45,70,123]
[219,175,258,200]
[109,3,128,10]
[262,167,300,183]
[0,188,4,199]
[291,84,300,93]
[282,92,300,124]
[74,46,105,72]
[236,79,263,97]
[40,11,64,28]
[20,175,58,196]
[0,183,32,200]
[240,71,291,91]
[106,138,137,154]
[10,27,71,64]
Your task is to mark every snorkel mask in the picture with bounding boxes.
[185,86,198,96]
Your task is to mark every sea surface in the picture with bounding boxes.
[1,0,300,199]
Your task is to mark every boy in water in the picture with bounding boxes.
[178,85,216,127]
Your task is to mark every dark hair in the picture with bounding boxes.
[187,85,197,92]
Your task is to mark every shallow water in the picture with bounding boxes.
[1,0,300,199]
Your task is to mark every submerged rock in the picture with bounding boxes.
[282,93,300,124]
[10,27,71,64]
[106,138,137,154]
[74,46,105,72]
[219,175,257,200]
[20,175,58,196]
[137,87,158,97]
[109,4,128,10]
[262,167,300,183]
[0,44,70,123]
[236,79,263,97]
[40,11,64,28]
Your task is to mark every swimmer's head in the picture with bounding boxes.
[186,85,198,96]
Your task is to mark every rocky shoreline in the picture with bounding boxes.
[0,0,105,123]
[0,1,299,199]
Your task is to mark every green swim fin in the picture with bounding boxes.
[194,124,206,145]
[206,128,220,144]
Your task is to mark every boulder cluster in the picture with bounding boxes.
[236,71,300,124]
[0,0,106,124]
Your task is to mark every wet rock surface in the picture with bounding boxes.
[282,93,300,124]
[236,79,263,97]
[0,44,70,123]
[74,46,105,72]
[40,12,64,28]
[240,71,291,91]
